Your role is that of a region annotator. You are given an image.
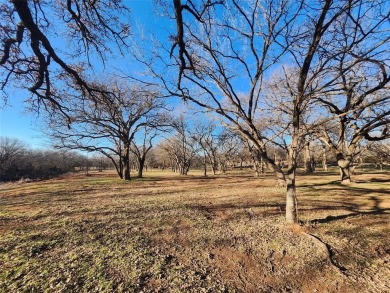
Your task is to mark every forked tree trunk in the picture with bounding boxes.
[337,154,352,184]
[339,165,351,184]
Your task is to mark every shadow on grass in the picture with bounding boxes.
[310,195,389,224]
[185,202,285,219]
[354,178,390,183]
[300,182,390,196]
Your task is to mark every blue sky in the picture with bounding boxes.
[0,0,159,149]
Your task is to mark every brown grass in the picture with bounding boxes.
[0,168,389,292]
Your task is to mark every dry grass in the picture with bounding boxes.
[0,168,389,292]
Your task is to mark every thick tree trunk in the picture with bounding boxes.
[285,132,299,223]
[211,160,217,175]
[123,150,131,180]
[286,175,298,224]
[339,165,351,184]
[137,157,145,178]
[123,157,131,180]
[124,168,131,180]
[337,154,352,184]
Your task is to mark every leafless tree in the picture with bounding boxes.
[1,0,130,115]
[302,0,390,183]
[217,130,241,174]
[48,80,167,180]
[167,0,389,223]
[161,115,198,175]
[130,126,160,178]
[191,120,222,175]
[365,140,390,170]
[316,81,389,183]
[0,136,94,181]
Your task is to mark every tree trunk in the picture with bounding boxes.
[322,147,328,171]
[123,150,131,181]
[337,154,352,184]
[304,142,314,173]
[124,161,131,180]
[286,175,298,224]
[339,165,351,183]
[211,160,217,175]
[285,132,299,223]
[275,169,287,187]
[137,157,145,178]
[203,154,207,176]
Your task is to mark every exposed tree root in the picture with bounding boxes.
[305,232,348,275]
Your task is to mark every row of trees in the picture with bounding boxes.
[1,132,388,183]
[166,0,390,222]
[1,0,389,223]
[154,120,389,176]
[0,137,106,182]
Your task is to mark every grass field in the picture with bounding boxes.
[0,168,389,292]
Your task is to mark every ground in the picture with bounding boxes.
[0,168,389,292]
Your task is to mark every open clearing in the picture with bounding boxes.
[0,169,389,292]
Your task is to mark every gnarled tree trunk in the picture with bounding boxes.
[337,153,352,184]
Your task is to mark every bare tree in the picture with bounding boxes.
[166,0,367,223]
[0,137,26,181]
[217,130,241,174]
[191,120,222,175]
[130,126,159,178]
[1,0,130,114]
[161,115,198,175]
[165,0,390,223]
[311,0,390,182]
[365,140,390,170]
[48,80,167,180]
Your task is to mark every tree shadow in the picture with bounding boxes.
[354,178,390,183]
[310,195,389,224]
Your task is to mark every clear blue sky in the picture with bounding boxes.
[0,0,159,149]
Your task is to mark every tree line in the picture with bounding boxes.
[0,137,111,182]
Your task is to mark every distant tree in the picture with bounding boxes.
[161,115,197,175]
[191,121,221,176]
[365,141,390,170]
[48,80,167,180]
[130,126,160,178]
[217,131,241,174]
[303,140,315,173]
[0,137,92,181]
[0,137,26,181]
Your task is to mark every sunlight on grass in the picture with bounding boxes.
[1,169,389,292]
